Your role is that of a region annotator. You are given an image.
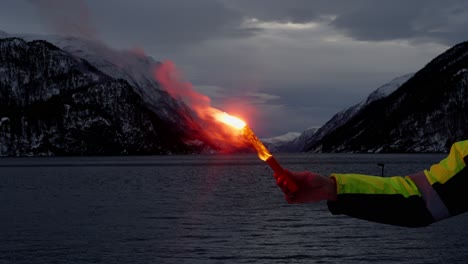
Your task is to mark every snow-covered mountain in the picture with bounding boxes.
[1,31,196,126]
[304,41,468,153]
[249,70,414,154]
[263,127,319,152]
[304,73,413,152]
[0,37,207,155]
[262,132,301,152]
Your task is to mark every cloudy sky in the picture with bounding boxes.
[2,0,468,137]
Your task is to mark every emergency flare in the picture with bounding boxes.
[216,112,298,192]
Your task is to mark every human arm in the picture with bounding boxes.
[275,140,468,227]
[275,170,337,203]
[326,173,434,227]
[275,169,434,227]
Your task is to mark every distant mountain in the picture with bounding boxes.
[263,127,319,152]
[263,132,301,152]
[304,41,468,153]
[0,37,205,155]
[304,73,413,152]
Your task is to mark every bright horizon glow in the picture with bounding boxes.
[244,18,320,30]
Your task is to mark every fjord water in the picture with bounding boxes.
[1,153,468,264]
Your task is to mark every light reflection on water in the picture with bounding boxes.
[1,153,467,263]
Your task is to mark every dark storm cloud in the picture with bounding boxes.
[223,0,353,23]
[20,0,259,49]
[20,0,468,51]
[86,0,258,49]
[227,0,468,45]
[331,0,468,45]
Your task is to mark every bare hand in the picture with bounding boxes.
[274,170,337,204]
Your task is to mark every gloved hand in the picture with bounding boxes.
[274,170,337,204]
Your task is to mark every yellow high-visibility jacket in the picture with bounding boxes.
[327,140,468,227]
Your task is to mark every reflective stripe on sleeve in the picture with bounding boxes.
[409,171,451,221]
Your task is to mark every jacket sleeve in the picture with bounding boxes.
[327,140,468,227]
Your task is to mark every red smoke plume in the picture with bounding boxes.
[155,61,214,119]
[155,60,250,152]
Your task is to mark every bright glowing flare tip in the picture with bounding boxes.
[217,112,246,129]
[216,111,298,192]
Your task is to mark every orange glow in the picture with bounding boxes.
[154,60,297,192]
[155,60,250,153]
[216,112,272,161]
[216,112,246,129]
[242,126,272,161]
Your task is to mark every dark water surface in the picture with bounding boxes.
[1,153,468,263]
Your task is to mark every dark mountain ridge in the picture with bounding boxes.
[305,41,468,153]
[0,37,200,155]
